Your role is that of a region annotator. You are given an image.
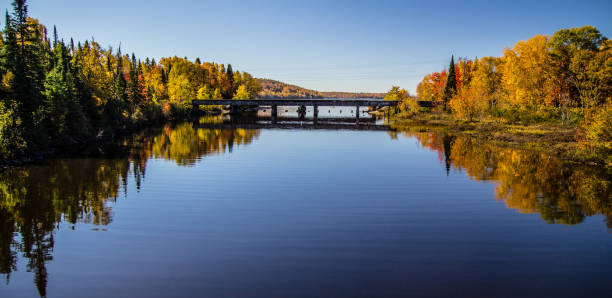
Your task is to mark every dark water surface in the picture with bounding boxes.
[1,116,611,297]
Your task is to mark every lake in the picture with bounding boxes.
[1,115,611,298]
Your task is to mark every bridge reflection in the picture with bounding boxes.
[193,116,392,131]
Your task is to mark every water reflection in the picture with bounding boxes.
[0,158,130,296]
[391,130,612,228]
[0,116,260,296]
[0,117,610,296]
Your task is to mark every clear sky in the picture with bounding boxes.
[2,0,611,93]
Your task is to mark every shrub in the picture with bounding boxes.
[579,103,612,163]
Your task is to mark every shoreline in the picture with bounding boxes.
[0,110,222,172]
[387,114,609,167]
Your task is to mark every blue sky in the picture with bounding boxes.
[2,0,611,93]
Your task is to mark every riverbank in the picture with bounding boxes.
[386,113,609,167]
[0,108,225,172]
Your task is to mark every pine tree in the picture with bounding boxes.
[52,25,57,47]
[226,64,234,85]
[127,53,144,112]
[106,47,127,128]
[42,40,87,144]
[443,55,457,110]
[1,0,48,153]
[224,64,235,98]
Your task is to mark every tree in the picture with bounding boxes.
[42,41,88,144]
[579,103,612,162]
[443,55,457,110]
[167,74,194,107]
[500,35,551,110]
[212,88,222,99]
[548,26,609,109]
[196,85,211,100]
[222,63,234,98]
[0,0,48,154]
[384,86,406,101]
[232,84,249,99]
[226,64,234,85]
[449,84,488,121]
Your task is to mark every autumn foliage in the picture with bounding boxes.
[415,26,611,123]
[0,1,261,158]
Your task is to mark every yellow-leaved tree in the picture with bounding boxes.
[197,85,211,100]
[232,84,250,99]
[500,35,552,110]
[168,74,195,107]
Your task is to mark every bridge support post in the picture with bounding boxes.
[356,105,360,122]
[271,105,277,123]
[313,104,318,122]
[298,105,306,120]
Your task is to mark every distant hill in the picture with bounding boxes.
[257,79,384,99]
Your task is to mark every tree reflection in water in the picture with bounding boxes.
[392,130,612,229]
[1,119,610,296]
[0,116,259,296]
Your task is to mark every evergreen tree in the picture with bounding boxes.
[106,48,127,128]
[223,64,235,98]
[443,55,457,110]
[52,25,57,47]
[226,64,234,85]
[42,41,87,145]
[0,0,48,154]
[127,53,144,113]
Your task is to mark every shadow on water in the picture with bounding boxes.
[0,115,610,296]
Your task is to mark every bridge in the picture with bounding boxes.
[192,99,400,121]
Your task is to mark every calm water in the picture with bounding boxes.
[1,116,611,298]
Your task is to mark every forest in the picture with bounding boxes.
[386,25,611,163]
[0,0,261,159]
[258,78,384,99]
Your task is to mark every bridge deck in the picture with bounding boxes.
[192,99,398,107]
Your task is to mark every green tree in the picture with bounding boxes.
[106,48,127,128]
[444,55,457,110]
[42,41,88,145]
[0,0,48,155]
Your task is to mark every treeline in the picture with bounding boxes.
[320,91,384,99]
[389,26,611,160]
[0,0,260,159]
[416,26,611,120]
[258,78,384,99]
[258,79,323,99]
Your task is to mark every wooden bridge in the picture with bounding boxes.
[192,99,400,121]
